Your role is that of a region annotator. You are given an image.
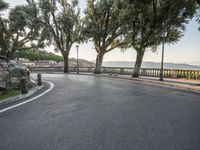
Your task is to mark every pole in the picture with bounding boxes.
[76,46,79,74]
[160,41,165,81]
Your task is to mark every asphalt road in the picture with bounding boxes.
[0,74,200,150]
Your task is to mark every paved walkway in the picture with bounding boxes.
[71,72,200,93]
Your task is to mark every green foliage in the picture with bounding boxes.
[0,0,45,60]
[17,49,94,67]
[83,0,128,53]
[83,0,129,73]
[196,1,200,31]
[38,0,81,53]
[18,50,63,62]
[122,0,198,77]
[0,90,20,100]
[123,0,197,52]
[0,0,8,11]
[37,0,82,72]
[1,0,199,75]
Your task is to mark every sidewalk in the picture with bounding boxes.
[78,72,200,93]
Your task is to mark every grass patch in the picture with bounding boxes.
[0,90,20,101]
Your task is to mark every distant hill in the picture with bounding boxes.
[187,61,200,66]
[102,61,200,70]
[18,50,94,67]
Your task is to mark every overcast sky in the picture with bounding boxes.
[5,0,200,65]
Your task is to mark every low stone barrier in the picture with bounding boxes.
[29,66,200,80]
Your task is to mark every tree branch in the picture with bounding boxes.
[103,7,111,48]
[106,42,127,53]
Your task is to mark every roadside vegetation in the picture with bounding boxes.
[0,0,200,77]
[0,90,20,101]
[18,50,64,62]
[18,49,94,66]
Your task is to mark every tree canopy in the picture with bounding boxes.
[18,49,64,62]
[37,0,82,72]
[0,0,45,61]
[83,0,128,73]
[196,0,200,31]
[1,0,199,76]
[0,0,8,11]
[122,0,198,77]
[18,49,94,67]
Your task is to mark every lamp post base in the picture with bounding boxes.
[159,72,164,81]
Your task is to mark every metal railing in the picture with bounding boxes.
[29,66,200,80]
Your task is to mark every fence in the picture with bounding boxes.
[29,66,200,80]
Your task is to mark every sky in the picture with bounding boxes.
[5,0,200,65]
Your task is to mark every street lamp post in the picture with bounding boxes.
[76,45,79,74]
[160,32,166,81]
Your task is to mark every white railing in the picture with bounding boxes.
[29,66,200,80]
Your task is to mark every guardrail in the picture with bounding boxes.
[29,66,200,80]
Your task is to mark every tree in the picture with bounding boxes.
[38,0,82,73]
[18,49,64,62]
[196,0,200,31]
[124,0,197,77]
[0,0,8,11]
[0,0,45,61]
[83,0,128,74]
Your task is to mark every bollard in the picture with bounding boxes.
[37,73,42,86]
[21,78,28,94]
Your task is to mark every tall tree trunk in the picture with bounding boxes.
[5,49,16,62]
[94,52,105,74]
[6,52,13,62]
[63,52,69,73]
[132,50,145,78]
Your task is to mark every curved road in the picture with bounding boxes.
[0,74,200,150]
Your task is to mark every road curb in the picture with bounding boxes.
[131,78,200,93]
[0,85,43,106]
